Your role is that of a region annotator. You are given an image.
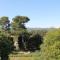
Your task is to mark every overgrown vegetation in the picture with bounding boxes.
[40,29,60,60]
[0,16,60,60]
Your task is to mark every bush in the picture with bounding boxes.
[40,29,60,60]
[0,35,14,60]
[28,33,43,52]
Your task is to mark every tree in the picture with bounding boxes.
[12,16,30,30]
[30,29,47,37]
[11,16,30,50]
[0,16,10,31]
[18,32,30,51]
[11,15,30,37]
[40,29,60,60]
[0,34,14,60]
[28,33,43,52]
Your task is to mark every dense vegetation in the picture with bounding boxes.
[0,16,60,60]
[0,16,44,60]
[40,29,60,60]
[0,35,14,60]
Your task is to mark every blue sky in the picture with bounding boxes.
[0,0,60,28]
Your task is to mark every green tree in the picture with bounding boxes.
[12,16,29,30]
[29,33,42,52]
[11,16,30,36]
[30,29,47,37]
[11,16,30,50]
[0,34,14,60]
[0,16,10,31]
[18,32,30,51]
[40,29,60,60]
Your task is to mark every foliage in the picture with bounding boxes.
[0,15,30,60]
[0,16,10,31]
[11,16,30,37]
[30,29,47,37]
[0,34,14,60]
[28,33,43,52]
[0,36,13,55]
[40,29,60,60]
[0,15,51,60]
[12,16,30,30]
[18,31,30,51]
[18,31,43,52]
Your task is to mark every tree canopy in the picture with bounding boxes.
[0,16,10,31]
[12,16,30,29]
[40,29,60,60]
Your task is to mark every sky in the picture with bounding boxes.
[0,0,60,28]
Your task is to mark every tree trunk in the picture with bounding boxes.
[22,34,27,51]
[1,55,9,60]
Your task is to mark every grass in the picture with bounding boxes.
[9,51,40,60]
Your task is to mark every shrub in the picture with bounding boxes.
[28,33,43,52]
[0,35,14,60]
[40,29,60,60]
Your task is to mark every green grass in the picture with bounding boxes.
[9,51,41,60]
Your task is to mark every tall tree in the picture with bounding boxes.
[11,16,30,36]
[0,16,10,31]
[12,16,29,30]
[11,16,30,50]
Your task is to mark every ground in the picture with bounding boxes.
[9,51,40,60]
